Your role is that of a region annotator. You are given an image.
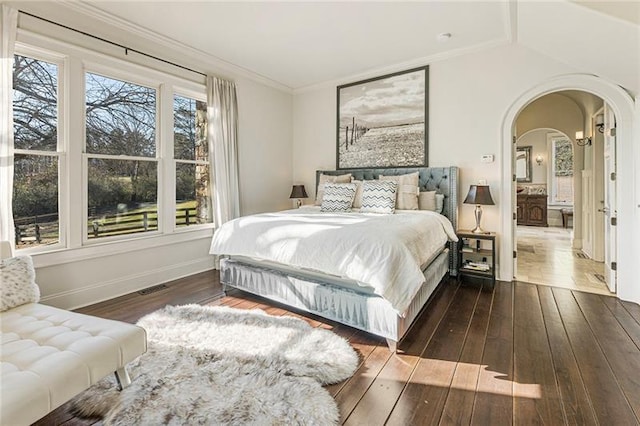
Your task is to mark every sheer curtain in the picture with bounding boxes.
[0,5,18,248]
[207,76,240,226]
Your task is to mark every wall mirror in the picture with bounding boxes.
[516,146,532,182]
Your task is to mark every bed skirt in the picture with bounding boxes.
[220,249,449,344]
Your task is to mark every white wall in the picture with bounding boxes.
[236,76,293,215]
[12,4,293,309]
[293,43,578,253]
[293,44,640,305]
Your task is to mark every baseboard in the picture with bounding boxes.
[40,256,214,310]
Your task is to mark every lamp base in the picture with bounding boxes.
[470,225,486,234]
[471,205,484,233]
[294,199,302,208]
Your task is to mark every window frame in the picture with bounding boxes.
[172,87,213,232]
[11,32,214,263]
[547,133,574,206]
[12,44,68,254]
[82,64,163,245]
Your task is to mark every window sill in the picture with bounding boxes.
[30,226,214,268]
[548,204,573,210]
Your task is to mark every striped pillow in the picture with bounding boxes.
[360,180,398,214]
[320,182,357,212]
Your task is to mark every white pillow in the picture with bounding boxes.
[351,180,364,208]
[360,180,398,214]
[320,182,357,212]
[379,172,419,210]
[436,193,445,214]
[1,256,40,312]
[418,191,446,214]
[418,191,437,211]
[315,173,352,206]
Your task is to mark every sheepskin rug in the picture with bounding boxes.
[71,304,359,425]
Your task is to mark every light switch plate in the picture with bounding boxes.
[481,155,494,163]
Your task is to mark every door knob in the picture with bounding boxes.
[598,207,609,213]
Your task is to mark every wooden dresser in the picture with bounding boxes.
[517,194,548,226]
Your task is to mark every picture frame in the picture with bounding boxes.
[336,66,428,170]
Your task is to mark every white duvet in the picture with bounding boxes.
[209,206,458,314]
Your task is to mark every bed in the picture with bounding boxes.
[212,167,458,351]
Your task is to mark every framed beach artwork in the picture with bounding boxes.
[336,66,428,169]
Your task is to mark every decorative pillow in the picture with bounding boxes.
[1,256,40,312]
[360,180,398,214]
[418,191,446,214]
[320,182,357,212]
[380,172,419,210]
[418,190,437,211]
[351,179,364,208]
[315,173,352,206]
[436,193,445,214]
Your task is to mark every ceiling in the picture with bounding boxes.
[12,1,639,92]
[63,1,510,89]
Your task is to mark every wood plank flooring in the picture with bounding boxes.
[35,271,640,425]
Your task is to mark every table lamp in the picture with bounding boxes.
[463,184,495,233]
[289,185,308,208]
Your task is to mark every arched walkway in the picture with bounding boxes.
[500,74,637,302]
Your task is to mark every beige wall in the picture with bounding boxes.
[516,129,549,186]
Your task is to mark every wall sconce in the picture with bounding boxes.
[595,114,605,133]
[575,131,592,146]
[535,155,543,165]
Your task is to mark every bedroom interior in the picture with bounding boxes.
[1,0,640,425]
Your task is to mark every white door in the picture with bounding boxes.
[581,170,593,258]
[513,135,518,279]
[603,103,617,292]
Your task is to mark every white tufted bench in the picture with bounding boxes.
[0,243,147,425]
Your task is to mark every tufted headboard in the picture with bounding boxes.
[316,167,459,274]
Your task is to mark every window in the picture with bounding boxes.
[12,54,62,249]
[11,38,213,256]
[85,72,158,240]
[173,94,212,228]
[549,136,573,205]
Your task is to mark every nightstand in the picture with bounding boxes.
[456,230,496,289]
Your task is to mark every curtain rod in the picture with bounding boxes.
[19,10,207,78]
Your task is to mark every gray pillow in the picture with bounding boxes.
[320,182,357,212]
[360,180,398,214]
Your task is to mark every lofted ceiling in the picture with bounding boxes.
[54,1,511,89]
[11,1,640,92]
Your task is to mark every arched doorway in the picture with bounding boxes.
[514,123,610,295]
[500,74,636,302]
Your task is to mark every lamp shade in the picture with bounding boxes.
[463,185,495,205]
[289,185,308,199]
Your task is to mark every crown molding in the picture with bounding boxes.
[53,0,293,94]
[293,38,510,95]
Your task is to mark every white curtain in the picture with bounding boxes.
[0,5,18,248]
[207,76,240,226]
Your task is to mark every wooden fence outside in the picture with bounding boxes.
[14,206,200,244]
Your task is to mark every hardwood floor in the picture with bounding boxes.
[36,271,640,425]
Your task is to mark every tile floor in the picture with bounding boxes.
[516,225,613,296]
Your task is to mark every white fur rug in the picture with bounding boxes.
[71,304,359,425]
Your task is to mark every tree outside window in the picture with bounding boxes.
[85,72,158,239]
[551,137,573,204]
[174,95,212,227]
[12,55,61,248]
